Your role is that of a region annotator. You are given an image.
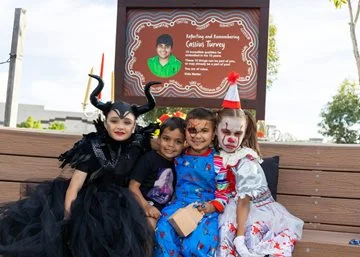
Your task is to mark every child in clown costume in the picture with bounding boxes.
[215,72,303,257]
[154,107,229,257]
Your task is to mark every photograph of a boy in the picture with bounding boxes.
[147,34,182,78]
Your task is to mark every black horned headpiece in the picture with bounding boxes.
[89,74,161,118]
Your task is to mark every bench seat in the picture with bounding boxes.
[294,230,360,257]
[1,128,360,257]
[261,142,360,257]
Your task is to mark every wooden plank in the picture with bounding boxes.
[0,182,20,203]
[304,223,360,234]
[294,230,360,257]
[0,128,80,157]
[300,230,360,245]
[1,128,359,171]
[0,155,72,182]
[294,242,360,257]
[260,142,360,172]
[278,169,360,198]
[277,195,360,227]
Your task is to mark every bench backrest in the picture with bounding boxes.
[0,128,80,203]
[261,142,360,234]
[1,128,360,235]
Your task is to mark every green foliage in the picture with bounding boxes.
[48,121,65,130]
[331,0,348,9]
[142,106,191,124]
[267,17,280,88]
[17,116,42,129]
[17,116,65,130]
[318,80,360,143]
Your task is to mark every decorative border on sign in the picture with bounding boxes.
[124,9,259,99]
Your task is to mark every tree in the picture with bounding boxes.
[318,80,360,143]
[267,17,280,88]
[142,19,279,123]
[17,116,42,129]
[331,0,360,84]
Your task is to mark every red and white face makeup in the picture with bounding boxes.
[216,116,246,153]
[105,110,136,141]
[185,118,215,155]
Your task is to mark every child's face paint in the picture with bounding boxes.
[105,110,136,141]
[216,116,246,153]
[186,118,215,155]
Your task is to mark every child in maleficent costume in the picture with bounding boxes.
[0,74,161,257]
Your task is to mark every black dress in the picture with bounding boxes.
[0,122,155,257]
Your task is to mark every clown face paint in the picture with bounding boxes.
[216,116,246,153]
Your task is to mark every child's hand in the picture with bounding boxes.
[145,205,161,219]
[64,209,71,220]
[233,236,252,257]
[196,201,215,214]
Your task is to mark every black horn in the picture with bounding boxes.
[134,81,161,116]
[89,74,110,112]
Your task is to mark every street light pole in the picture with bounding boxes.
[4,8,26,127]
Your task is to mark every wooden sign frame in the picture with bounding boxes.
[115,0,269,120]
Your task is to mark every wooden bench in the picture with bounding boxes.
[261,142,360,257]
[1,128,360,256]
[0,128,80,202]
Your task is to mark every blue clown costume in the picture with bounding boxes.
[154,148,228,257]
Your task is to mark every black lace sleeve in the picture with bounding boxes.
[58,120,158,182]
[58,133,100,174]
[131,122,159,152]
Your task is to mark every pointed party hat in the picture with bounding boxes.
[222,71,241,109]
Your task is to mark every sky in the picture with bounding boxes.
[0,0,357,140]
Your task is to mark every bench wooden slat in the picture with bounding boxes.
[294,230,360,257]
[278,195,360,227]
[300,230,360,245]
[304,223,360,234]
[278,169,360,198]
[0,179,71,205]
[261,143,360,171]
[0,155,69,182]
[0,128,80,157]
[0,182,21,203]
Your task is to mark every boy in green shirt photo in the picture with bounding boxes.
[147,34,182,78]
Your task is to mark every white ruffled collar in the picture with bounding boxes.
[219,147,261,167]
